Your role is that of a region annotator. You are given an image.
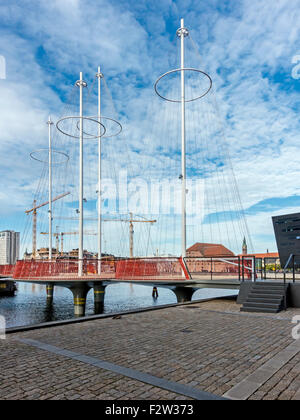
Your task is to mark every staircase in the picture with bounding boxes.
[241,282,289,313]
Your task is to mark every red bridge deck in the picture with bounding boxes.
[9,257,191,282]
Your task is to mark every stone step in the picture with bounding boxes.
[248,292,283,299]
[243,301,280,309]
[240,282,288,313]
[251,286,285,292]
[241,306,280,313]
[247,297,282,304]
[251,283,285,289]
[250,289,285,295]
[253,282,285,286]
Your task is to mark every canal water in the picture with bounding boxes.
[0,282,238,328]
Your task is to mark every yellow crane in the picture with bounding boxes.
[104,213,156,258]
[41,230,97,255]
[51,213,157,257]
[25,192,70,258]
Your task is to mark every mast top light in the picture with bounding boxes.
[176,27,189,37]
[75,79,87,87]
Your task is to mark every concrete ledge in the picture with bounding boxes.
[237,282,252,304]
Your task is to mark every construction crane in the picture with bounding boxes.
[51,213,156,257]
[41,231,97,255]
[25,192,70,258]
[104,213,156,258]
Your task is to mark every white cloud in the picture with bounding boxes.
[1,0,300,256]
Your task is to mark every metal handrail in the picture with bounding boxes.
[283,253,294,310]
[183,256,252,282]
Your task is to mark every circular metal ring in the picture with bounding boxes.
[154,68,212,103]
[56,116,106,139]
[30,149,69,165]
[76,116,122,138]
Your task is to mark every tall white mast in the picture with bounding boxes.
[155,18,211,261]
[47,116,53,260]
[76,72,87,276]
[178,18,188,258]
[96,67,103,274]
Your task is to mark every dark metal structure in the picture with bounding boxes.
[272,212,300,268]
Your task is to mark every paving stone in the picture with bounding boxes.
[1,299,300,400]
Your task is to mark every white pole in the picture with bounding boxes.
[47,116,53,260]
[179,18,187,258]
[78,72,84,276]
[96,67,103,274]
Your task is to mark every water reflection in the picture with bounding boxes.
[0,282,237,328]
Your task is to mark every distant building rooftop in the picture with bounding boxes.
[238,252,279,259]
[187,242,235,257]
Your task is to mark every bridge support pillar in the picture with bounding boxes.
[173,287,194,303]
[70,283,90,317]
[94,283,106,314]
[46,283,54,305]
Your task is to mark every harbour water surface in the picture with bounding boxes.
[0,282,238,328]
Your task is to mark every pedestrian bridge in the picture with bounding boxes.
[0,256,263,316]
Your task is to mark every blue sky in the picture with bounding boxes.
[0,0,300,256]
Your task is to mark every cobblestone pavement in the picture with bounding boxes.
[196,298,300,320]
[1,299,300,400]
[249,352,300,400]
[0,339,187,400]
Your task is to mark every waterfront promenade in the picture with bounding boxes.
[1,298,300,400]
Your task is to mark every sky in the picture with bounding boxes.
[0,0,300,256]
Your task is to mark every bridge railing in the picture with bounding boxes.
[113,257,190,280]
[13,259,118,279]
[0,264,14,277]
[12,257,190,281]
[183,256,257,282]
[12,256,300,282]
[262,255,300,282]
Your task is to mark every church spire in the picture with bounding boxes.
[242,237,247,255]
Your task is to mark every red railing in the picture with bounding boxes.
[9,256,287,282]
[11,257,190,281]
[115,257,188,279]
[13,259,116,279]
[0,264,14,276]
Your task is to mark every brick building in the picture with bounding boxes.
[186,242,236,274]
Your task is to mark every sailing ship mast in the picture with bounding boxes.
[75,72,87,276]
[177,18,188,258]
[55,69,122,275]
[47,116,53,260]
[154,18,212,260]
[96,67,103,274]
